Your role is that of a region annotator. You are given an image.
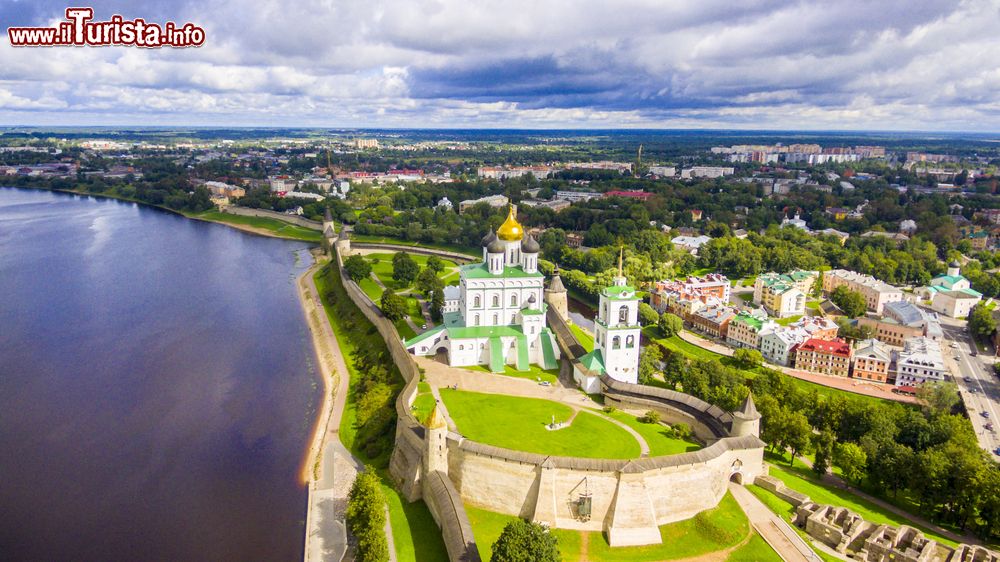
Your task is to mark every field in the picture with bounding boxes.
[195,210,323,242]
[439,389,641,458]
[466,363,560,384]
[725,532,782,562]
[601,409,702,457]
[568,322,595,352]
[465,491,750,561]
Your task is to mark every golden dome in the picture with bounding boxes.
[496,206,524,241]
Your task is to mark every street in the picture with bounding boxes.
[939,319,1000,458]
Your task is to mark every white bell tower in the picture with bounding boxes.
[594,249,642,384]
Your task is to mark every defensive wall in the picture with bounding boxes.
[221,205,323,230]
[333,235,766,551]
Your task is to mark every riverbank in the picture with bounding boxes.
[7,185,322,243]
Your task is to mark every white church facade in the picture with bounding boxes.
[404,207,560,372]
[574,254,642,393]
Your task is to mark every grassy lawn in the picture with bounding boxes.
[440,389,640,458]
[359,276,382,301]
[734,293,754,303]
[406,296,426,326]
[394,318,417,340]
[365,252,459,292]
[746,485,841,562]
[646,329,726,362]
[805,300,821,311]
[601,409,702,457]
[466,492,749,562]
[466,363,560,384]
[313,264,448,560]
[765,461,958,547]
[568,322,595,352]
[775,314,803,326]
[196,210,323,242]
[411,392,437,422]
[726,532,782,562]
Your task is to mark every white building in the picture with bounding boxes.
[781,213,810,231]
[919,261,982,318]
[760,327,810,366]
[822,269,904,314]
[404,208,559,372]
[575,254,642,392]
[648,165,676,177]
[458,194,509,214]
[437,197,454,211]
[671,235,711,254]
[681,166,735,179]
[892,337,947,386]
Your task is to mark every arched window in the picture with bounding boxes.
[474,295,481,308]
[492,295,499,307]
[618,305,628,324]
[626,335,635,348]
[511,294,517,306]
[493,313,498,325]
[474,314,479,326]
[612,336,621,349]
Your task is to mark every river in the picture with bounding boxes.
[0,188,321,561]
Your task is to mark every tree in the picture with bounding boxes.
[658,312,683,338]
[346,470,389,562]
[831,285,867,318]
[638,345,663,385]
[783,411,812,465]
[833,442,867,485]
[640,410,661,424]
[344,255,373,283]
[916,381,960,415]
[732,348,763,369]
[968,304,997,341]
[392,252,419,285]
[380,288,406,321]
[415,266,443,296]
[426,255,445,273]
[429,288,444,322]
[490,519,560,562]
[812,430,835,477]
[639,303,659,327]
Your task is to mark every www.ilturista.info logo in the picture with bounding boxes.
[8,8,205,47]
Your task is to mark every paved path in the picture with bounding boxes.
[676,330,920,404]
[300,262,395,562]
[728,482,819,562]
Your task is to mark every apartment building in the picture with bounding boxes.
[792,316,839,341]
[753,270,817,318]
[760,327,810,366]
[892,337,947,386]
[689,305,736,339]
[458,194,509,213]
[822,269,903,314]
[852,339,892,383]
[726,311,777,350]
[793,338,853,377]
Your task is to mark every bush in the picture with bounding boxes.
[603,406,617,414]
[658,312,683,337]
[639,410,661,424]
[491,519,560,562]
[346,471,389,562]
[672,422,691,439]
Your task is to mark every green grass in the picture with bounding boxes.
[411,392,436,422]
[466,492,749,561]
[568,322,595,352]
[364,252,459,292]
[601,410,702,457]
[359,276,382,301]
[746,485,841,562]
[466,363,560,384]
[726,532,782,562]
[406,297,425,326]
[394,318,417,340]
[313,264,448,559]
[349,234,479,258]
[646,330,726,361]
[440,389,640,458]
[735,293,754,303]
[805,300,821,311]
[196,210,323,242]
[776,314,803,326]
[766,461,958,547]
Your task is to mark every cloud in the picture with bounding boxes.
[0,0,998,129]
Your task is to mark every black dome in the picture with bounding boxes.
[522,234,540,253]
[487,238,505,253]
[481,231,497,246]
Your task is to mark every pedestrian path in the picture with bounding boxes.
[728,482,818,562]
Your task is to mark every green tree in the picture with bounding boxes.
[638,344,663,385]
[732,348,763,369]
[426,255,445,273]
[392,252,419,285]
[490,519,560,562]
[833,442,867,485]
[783,411,812,465]
[916,381,960,415]
[415,266,443,296]
[830,285,867,318]
[812,430,835,477]
[380,288,406,321]
[639,303,659,326]
[658,312,683,337]
[344,255,373,283]
[346,470,389,562]
[968,304,997,341]
[429,288,444,322]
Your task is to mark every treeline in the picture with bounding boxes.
[316,264,402,463]
[654,348,1000,540]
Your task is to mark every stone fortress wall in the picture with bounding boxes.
[332,234,766,557]
[220,205,323,229]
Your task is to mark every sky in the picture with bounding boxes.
[1,0,999,131]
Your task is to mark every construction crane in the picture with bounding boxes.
[635,144,643,177]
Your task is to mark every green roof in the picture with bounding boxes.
[460,263,544,279]
[731,313,763,330]
[404,325,446,348]
[931,274,966,289]
[601,284,639,300]
[447,325,525,339]
[521,304,546,316]
[578,349,605,373]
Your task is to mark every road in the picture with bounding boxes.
[939,319,1000,458]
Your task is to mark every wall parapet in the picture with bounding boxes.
[222,205,322,229]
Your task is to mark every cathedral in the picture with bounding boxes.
[404,207,561,372]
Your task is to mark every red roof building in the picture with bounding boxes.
[793,338,853,377]
[604,190,653,201]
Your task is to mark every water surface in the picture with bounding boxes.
[0,188,320,561]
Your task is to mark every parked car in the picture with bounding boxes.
[950,342,959,348]
[421,323,427,330]
[994,447,1000,456]
[983,411,991,418]
[964,376,973,383]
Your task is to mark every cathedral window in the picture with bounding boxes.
[492,295,500,307]
[474,314,479,326]
[613,336,620,349]
[474,296,481,308]
[626,335,635,348]
[511,294,517,306]
[493,313,498,324]
[618,305,628,324]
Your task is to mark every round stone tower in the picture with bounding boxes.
[545,270,568,320]
[731,394,761,438]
